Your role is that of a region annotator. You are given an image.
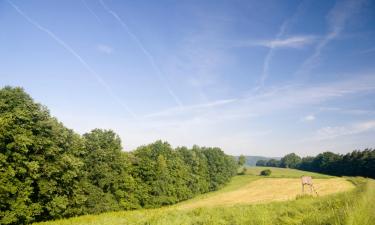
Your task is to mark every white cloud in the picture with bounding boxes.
[97,44,114,54]
[54,73,375,155]
[302,114,315,122]
[315,120,375,140]
[254,0,309,91]
[144,73,375,122]
[256,36,316,49]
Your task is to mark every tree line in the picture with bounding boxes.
[0,87,237,225]
[256,150,375,178]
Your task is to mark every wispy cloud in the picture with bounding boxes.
[145,72,375,122]
[315,120,375,140]
[143,98,238,118]
[7,0,137,118]
[97,44,113,54]
[81,0,102,23]
[127,73,375,154]
[319,107,375,116]
[302,114,316,122]
[296,0,366,77]
[255,36,316,49]
[255,1,307,91]
[99,0,183,107]
[360,47,375,54]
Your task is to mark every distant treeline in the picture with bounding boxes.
[256,150,375,178]
[234,155,281,166]
[0,87,237,225]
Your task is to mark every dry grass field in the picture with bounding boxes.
[178,177,354,209]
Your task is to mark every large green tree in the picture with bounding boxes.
[81,129,139,213]
[0,87,86,224]
[0,86,238,224]
[280,153,301,168]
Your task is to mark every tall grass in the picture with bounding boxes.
[35,177,374,225]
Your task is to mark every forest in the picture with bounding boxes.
[256,150,375,178]
[0,87,237,225]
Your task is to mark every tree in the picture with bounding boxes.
[238,155,246,166]
[0,86,239,223]
[280,153,301,168]
[298,156,314,171]
[256,160,267,166]
[82,129,139,213]
[0,87,86,224]
[266,159,280,167]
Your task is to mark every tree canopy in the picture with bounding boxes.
[256,150,375,178]
[0,87,237,224]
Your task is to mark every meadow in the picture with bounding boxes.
[245,166,333,178]
[34,167,374,225]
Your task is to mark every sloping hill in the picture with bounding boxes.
[33,168,373,225]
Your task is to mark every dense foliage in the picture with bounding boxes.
[0,87,237,225]
[260,169,271,176]
[256,150,375,178]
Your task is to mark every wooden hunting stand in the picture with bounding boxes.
[301,176,319,196]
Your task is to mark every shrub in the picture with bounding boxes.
[238,167,247,175]
[260,169,271,176]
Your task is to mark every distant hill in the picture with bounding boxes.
[234,156,281,166]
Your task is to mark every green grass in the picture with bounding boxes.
[246,166,333,178]
[34,169,374,225]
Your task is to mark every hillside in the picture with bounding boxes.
[34,167,374,225]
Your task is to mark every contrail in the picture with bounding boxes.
[295,0,366,78]
[7,0,137,119]
[99,0,183,107]
[255,1,306,92]
[81,0,102,24]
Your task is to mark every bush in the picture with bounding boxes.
[260,169,271,176]
[238,167,247,175]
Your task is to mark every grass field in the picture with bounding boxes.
[245,166,333,178]
[34,168,374,225]
[177,177,353,209]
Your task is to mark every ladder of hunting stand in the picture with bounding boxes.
[301,176,319,196]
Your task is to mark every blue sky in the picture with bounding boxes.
[1,0,375,156]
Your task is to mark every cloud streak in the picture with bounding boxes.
[255,36,316,49]
[99,0,183,107]
[255,1,307,91]
[315,120,375,140]
[296,0,366,77]
[121,73,375,154]
[7,0,137,118]
[81,0,102,23]
[145,72,375,122]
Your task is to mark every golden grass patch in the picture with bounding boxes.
[178,178,354,209]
